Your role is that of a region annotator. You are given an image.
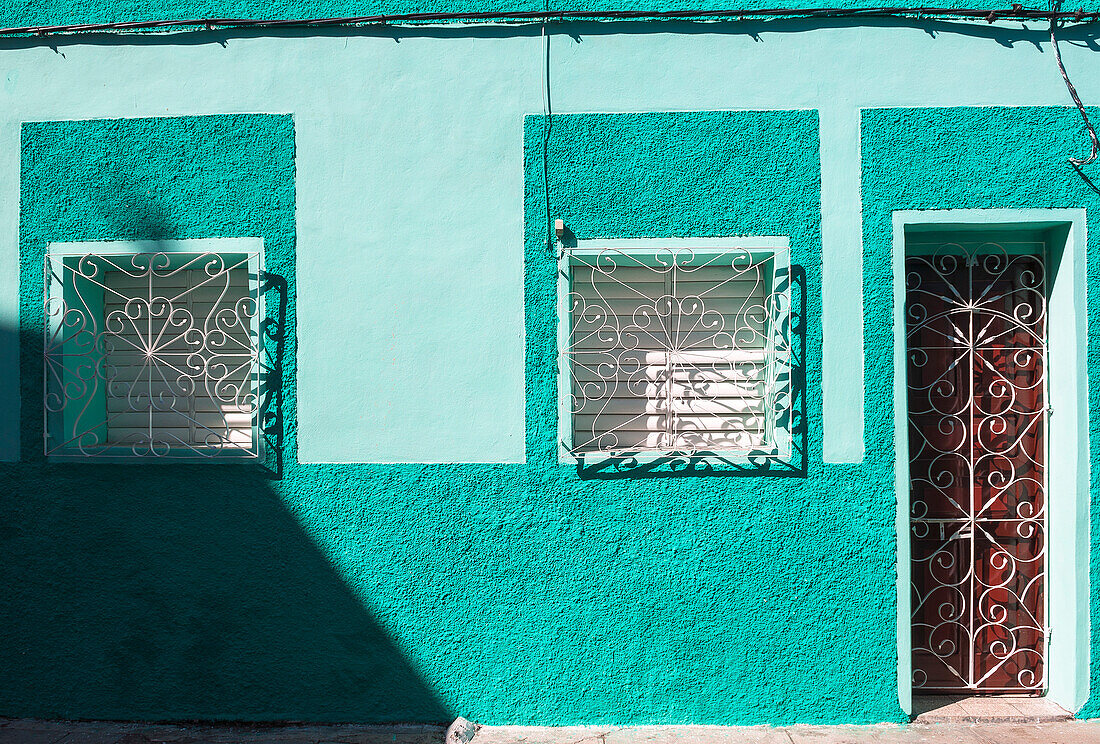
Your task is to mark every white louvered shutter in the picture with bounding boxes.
[102,267,254,450]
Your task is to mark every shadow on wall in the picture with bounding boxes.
[4,118,454,724]
[0,315,453,724]
[0,14,1098,50]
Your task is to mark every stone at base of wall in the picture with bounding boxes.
[447,717,481,744]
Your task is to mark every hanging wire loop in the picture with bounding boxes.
[1049,17,1100,171]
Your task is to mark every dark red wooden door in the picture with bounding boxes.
[906,245,1046,693]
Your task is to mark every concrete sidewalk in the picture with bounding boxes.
[4,719,1100,744]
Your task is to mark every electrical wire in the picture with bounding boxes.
[1050,16,1099,169]
[2,6,1100,36]
[5,5,1095,178]
[541,4,555,256]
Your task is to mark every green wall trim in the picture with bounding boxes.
[861,107,1099,717]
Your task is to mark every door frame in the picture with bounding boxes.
[892,209,1090,715]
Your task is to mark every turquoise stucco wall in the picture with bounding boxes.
[0,110,907,725]
[2,14,1100,725]
[18,115,298,464]
[860,106,1100,715]
[525,110,898,723]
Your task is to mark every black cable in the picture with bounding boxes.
[2,6,1100,36]
[1050,17,1099,169]
[7,6,1096,184]
[542,2,555,257]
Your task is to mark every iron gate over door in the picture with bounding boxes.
[906,240,1047,694]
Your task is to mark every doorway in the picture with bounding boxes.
[905,236,1047,694]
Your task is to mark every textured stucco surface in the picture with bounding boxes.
[524,110,900,724]
[0,110,905,725]
[860,107,1100,716]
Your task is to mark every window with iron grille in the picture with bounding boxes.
[559,238,792,459]
[43,240,263,459]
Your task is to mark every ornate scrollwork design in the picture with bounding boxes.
[907,242,1046,692]
[43,251,262,458]
[562,246,790,458]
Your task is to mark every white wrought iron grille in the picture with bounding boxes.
[44,251,262,459]
[907,241,1047,693]
[562,246,791,457]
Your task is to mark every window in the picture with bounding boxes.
[43,240,263,459]
[560,239,792,459]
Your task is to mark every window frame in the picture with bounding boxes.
[557,236,792,464]
[43,238,265,462]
